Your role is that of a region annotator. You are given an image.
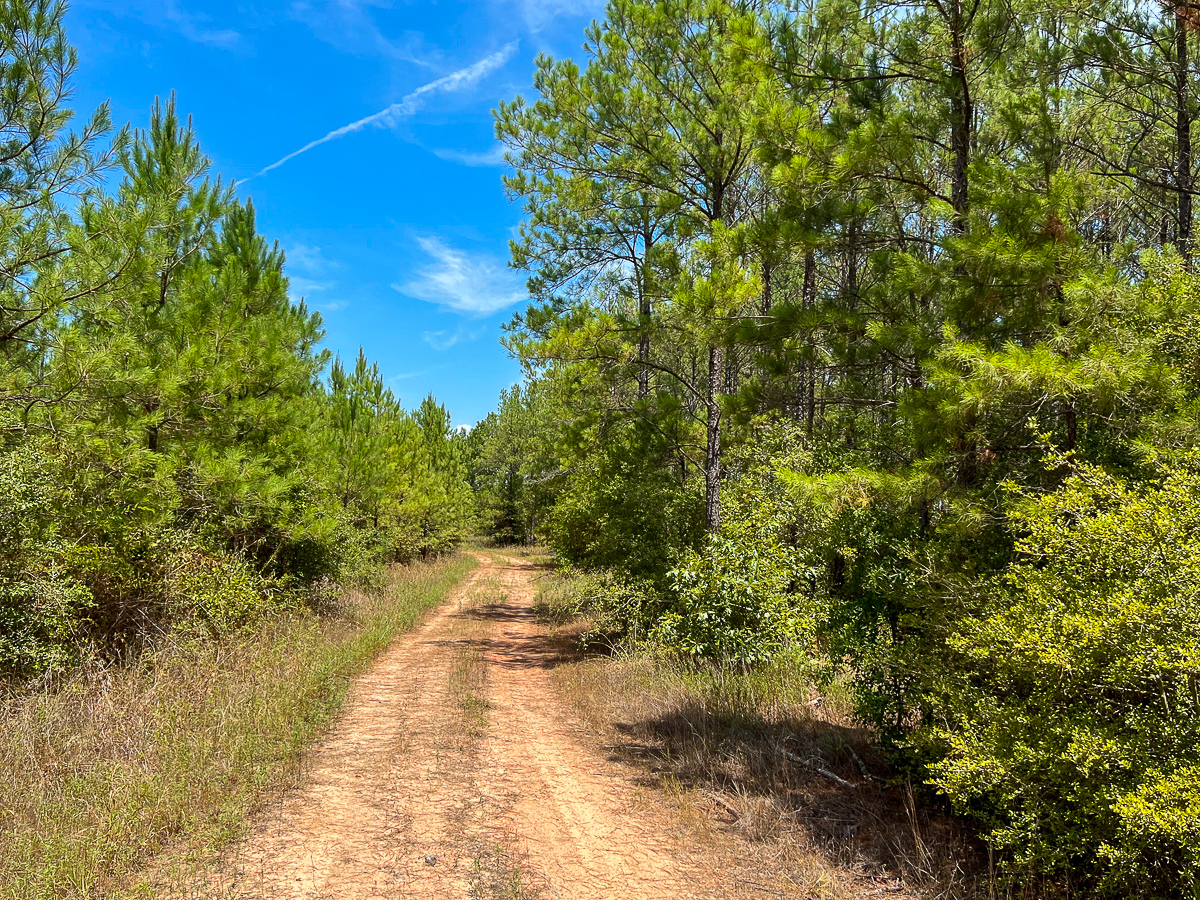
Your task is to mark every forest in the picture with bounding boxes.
[465,0,1200,895]
[0,1,475,676]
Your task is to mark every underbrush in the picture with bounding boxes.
[0,552,476,900]
[535,575,988,899]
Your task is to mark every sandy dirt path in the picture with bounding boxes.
[203,553,720,900]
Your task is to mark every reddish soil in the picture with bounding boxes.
[197,553,728,899]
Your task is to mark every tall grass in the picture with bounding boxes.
[537,573,986,899]
[0,553,476,900]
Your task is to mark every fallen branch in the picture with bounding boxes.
[781,747,857,789]
[817,767,857,789]
[706,790,741,820]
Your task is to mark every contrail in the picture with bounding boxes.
[246,42,518,181]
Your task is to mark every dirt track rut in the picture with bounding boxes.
[209,553,719,899]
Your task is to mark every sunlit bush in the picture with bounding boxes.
[925,463,1200,896]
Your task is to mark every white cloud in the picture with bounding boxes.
[510,0,604,32]
[286,243,340,302]
[422,326,486,350]
[396,237,526,316]
[75,0,240,47]
[287,243,336,274]
[422,329,465,350]
[390,369,431,382]
[288,275,335,295]
[248,42,519,180]
[165,2,240,46]
[431,143,509,168]
[289,1,439,68]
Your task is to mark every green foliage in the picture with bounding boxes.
[469,383,559,545]
[655,434,819,664]
[571,570,664,647]
[542,444,704,579]
[162,543,284,636]
[658,531,805,665]
[0,442,93,676]
[491,2,1200,888]
[0,2,472,677]
[924,463,1200,896]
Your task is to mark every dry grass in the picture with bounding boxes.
[473,543,555,568]
[467,842,547,900]
[0,553,477,900]
[450,575,503,736]
[538,578,988,900]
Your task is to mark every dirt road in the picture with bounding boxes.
[205,553,721,900]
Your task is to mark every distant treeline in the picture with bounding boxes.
[471,0,1200,895]
[0,2,473,679]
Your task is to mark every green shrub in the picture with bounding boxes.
[924,463,1200,896]
[542,450,704,579]
[656,467,817,664]
[163,545,283,636]
[575,569,664,646]
[0,573,93,678]
[0,445,95,676]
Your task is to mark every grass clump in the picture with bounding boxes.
[0,552,476,900]
[535,570,985,899]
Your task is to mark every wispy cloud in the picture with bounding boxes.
[290,1,440,68]
[75,0,240,47]
[390,369,433,382]
[422,330,461,350]
[165,2,240,47]
[509,0,604,32]
[422,326,486,351]
[288,275,335,295]
[248,42,519,180]
[432,143,509,168]
[396,237,526,316]
[286,242,344,307]
[287,242,337,274]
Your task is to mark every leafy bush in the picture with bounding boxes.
[0,445,95,676]
[163,544,282,636]
[575,570,664,645]
[0,574,94,678]
[924,463,1200,896]
[542,449,704,579]
[656,459,817,664]
[656,532,805,664]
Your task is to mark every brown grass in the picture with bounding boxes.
[538,577,989,900]
[451,574,503,736]
[0,553,477,900]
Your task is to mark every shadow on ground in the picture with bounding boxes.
[516,597,992,898]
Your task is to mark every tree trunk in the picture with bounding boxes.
[761,258,773,316]
[637,331,651,399]
[949,0,972,234]
[705,344,723,532]
[802,249,817,435]
[637,230,652,399]
[1178,13,1193,268]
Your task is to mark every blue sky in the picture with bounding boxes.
[64,0,606,425]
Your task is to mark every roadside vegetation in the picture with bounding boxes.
[7,0,1200,895]
[0,1,475,685]
[0,2,478,896]
[0,553,475,900]
[471,1,1200,896]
